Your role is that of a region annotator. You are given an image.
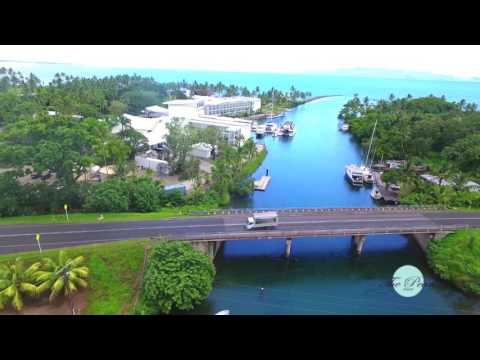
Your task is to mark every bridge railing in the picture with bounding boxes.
[160,223,469,242]
[189,204,446,217]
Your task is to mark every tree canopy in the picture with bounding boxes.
[139,241,215,314]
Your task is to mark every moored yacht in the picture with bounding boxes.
[280,121,295,137]
[265,122,277,134]
[256,125,266,137]
[360,165,374,184]
[345,164,364,186]
[340,124,350,132]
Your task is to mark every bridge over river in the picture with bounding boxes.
[0,207,479,257]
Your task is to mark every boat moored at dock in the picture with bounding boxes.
[370,186,383,200]
[360,165,374,184]
[279,121,295,137]
[345,164,364,186]
[256,125,266,137]
[265,122,278,134]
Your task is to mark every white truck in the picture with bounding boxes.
[245,211,279,230]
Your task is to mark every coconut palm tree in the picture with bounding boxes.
[35,251,89,309]
[0,258,42,311]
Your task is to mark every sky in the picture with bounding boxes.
[1,45,480,80]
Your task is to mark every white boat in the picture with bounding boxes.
[370,186,383,200]
[215,310,230,315]
[280,121,295,137]
[256,125,266,137]
[340,124,350,132]
[345,164,364,186]
[360,165,374,184]
[265,122,277,133]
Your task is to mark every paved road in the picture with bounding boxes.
[0,209,480,254]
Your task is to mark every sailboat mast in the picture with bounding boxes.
[365,117,378,166]
[271,90,274,121]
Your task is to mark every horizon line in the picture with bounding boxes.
[1,59,479,82]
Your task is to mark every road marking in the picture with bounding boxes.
[0,216,479,239]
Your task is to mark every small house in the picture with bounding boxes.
[189,142,214,159]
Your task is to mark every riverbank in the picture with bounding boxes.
[427,229,480,296]
[252,95,342,120]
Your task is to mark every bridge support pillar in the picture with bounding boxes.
[285,238,293,259]
[352,235,366,256]
[191,241,223,260]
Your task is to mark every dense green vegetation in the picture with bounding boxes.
[137,241,215,315]
[427,230,480,295]
[0,68,276,219]
[0,240,148,314]
[340,94,480,207]
[0,250,89,312]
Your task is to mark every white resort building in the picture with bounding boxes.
[116,95,257,151]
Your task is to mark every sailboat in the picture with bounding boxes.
[360,117,378,184]
[344,117,377,186]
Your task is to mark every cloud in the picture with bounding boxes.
[1,45,480,79]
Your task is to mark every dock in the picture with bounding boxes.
[373,172,400,204]
[254,176,271,191]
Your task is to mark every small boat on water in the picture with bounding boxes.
[280,121,295,137]
[215,310,230,315]
[360,165,374,184]
[340,124,350,132]
[370,186,383,200]
[256,125,266,137]
[265,122,278,134]
[345,164,364,186]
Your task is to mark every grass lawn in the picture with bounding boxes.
[427,229,480,295]
[0,204,218,226]
[0,239,152,315]
[241,149,267,177]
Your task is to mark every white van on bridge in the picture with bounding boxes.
[245,211,279,230]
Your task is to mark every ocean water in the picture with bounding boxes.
[7,63,480,314]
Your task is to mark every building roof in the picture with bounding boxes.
[145,105,169,114]
[191,142,213,151]
[117,114,169,146]
[420,174,453,186]
[465,181,480,188]
[163,99,202,106]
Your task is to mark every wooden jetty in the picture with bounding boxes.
[254,176,271,191]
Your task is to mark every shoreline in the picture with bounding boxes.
[252,94,342,120]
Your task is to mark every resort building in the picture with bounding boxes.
[162,97,254,145]
[144,105,169,118]
[114,114,169,149]
[194,95,261,116]
[189,143,214,159]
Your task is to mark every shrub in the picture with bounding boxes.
[84,178,129,212]
[128,177,161,212]
[0,172,23,217]
[141,242,215,314]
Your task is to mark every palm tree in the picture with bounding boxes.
[35,251,89,312]
[0,258,42,311]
